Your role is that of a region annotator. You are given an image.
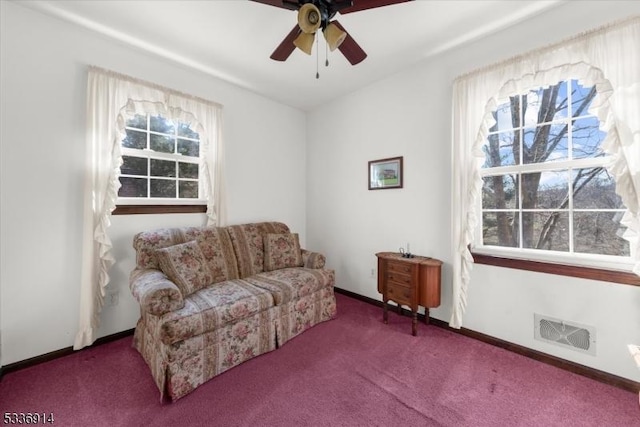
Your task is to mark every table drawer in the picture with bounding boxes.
[386,282,413,305]
[387,272,412,287]
[387,261,413,275]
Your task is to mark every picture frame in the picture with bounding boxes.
[368,156,403,190]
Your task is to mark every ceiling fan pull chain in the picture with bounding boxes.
[316,33,320,79]
[326,41,329,67]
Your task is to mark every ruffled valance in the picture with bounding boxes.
[74,67,225,350]
[451,17,640,328]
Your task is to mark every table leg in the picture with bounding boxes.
[412,310,417,336]
[424,308,430,325]
[383,300,388,324]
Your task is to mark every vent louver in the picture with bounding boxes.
[534,314,596,356]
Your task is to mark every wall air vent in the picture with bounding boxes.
[534,314,596,356]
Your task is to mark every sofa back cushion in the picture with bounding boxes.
[225,222,290,278]
[197,227,240,282]
[133,227,239,283]
[263,233,304,271]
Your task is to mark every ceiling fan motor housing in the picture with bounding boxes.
[299,0,354,30]
[258,0,412,65]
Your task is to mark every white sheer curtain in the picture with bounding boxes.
[450,17,640,329]
[74,67,225,349]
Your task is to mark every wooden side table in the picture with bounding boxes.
[376,252,442,336]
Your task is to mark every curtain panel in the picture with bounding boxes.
[75,67,225,350]
[450,17,640,328]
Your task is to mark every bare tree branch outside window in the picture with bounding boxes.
[481,80,629,257]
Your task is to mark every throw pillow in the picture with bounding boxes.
[156,240,214,297]
[263,233,304,271]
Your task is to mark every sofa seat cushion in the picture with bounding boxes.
[144,280,275,345]
[246,268,335,305]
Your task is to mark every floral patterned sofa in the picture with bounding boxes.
[129,221,337,401]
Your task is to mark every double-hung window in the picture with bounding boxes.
[450,19,639,328]
[118,113,203,204]
[475,79,631,271]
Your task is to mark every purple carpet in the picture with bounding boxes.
[1,293,638,426]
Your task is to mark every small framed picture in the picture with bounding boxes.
[368,156,403,190]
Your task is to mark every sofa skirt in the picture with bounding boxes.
[134,306,278,401]
[275,286,337,346]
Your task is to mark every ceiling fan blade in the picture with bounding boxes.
[270,25,302,61]
[332,21,367,65]
[339,0,413,14]
[249,0,300,11]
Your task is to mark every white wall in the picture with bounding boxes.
[2,0,639,386]
[0,1,306,365]
[306,1,640,382]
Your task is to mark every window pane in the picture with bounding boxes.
[482,132,517,168]
[481,79,628,262]
[572,117,605,160]
[490,97,520,132]
[571,80,596,117]
[574,211,629,256]
[573,168,623,209]
[178,122,199,139]
[523,124,568,164]
[126,114,147,130]
[150,115,175,134]
[179,181,198,198]
[177,138,199,157]
[523,81,568,127]
[121,156,147,176]
[482,212,519,248]
[150,159,176,177]
[150,179,176,198]
[522,211,569,251]
[123,129,147,149]
[150,134,175,153]
[119,177,147,197]
[179,162,199,179]
[483,175,517,209]
[522,170,568,209]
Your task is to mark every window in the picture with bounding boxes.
[80,66,223,349]
[118,114,203,204]
[450,20,640,328]
[475,80,630,269]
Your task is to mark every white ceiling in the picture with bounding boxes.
[20,0,564,110]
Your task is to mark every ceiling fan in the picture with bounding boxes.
[251,0,413,65]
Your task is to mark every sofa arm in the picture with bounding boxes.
[130,269,185,316]
[301,249,326,269]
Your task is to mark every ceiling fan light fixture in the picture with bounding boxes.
[297,3,322,34]
[293,31,315,55]
[323,22,347,51]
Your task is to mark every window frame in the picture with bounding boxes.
[112,204,206,215]
[471,251,640,286]
[472,79,636,284]
[115,113,207,214]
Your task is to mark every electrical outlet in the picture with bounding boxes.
[370,268,376,277]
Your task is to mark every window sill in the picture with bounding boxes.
[112,204,207,215]
[471,252,639,286]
